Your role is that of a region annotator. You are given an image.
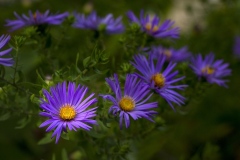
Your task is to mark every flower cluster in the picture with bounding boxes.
[1,9,233,144]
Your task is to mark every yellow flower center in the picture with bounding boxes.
[201,66,215,75]
[59,105,76,120]
[145,22,159,32]
[151,73,165,88]
[163,49,172,59]
[119,96,135,112]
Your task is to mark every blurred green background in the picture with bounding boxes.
[0,0,240,159]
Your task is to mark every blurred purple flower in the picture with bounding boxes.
[127,10,179,39]
[190,53,231,87]
[39,82,98,143]
[131,54,187,109]
[100,74,158,128]
[150,46,192,62]
[72,11,124,34]
[0,35,14,67]
[5,10,69,31]
[233,36,240,59]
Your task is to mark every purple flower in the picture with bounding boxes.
[5,10,69,31]
[233,36,240,59]
[72,11,124,34]
[0,35,14,67]
[131,54,187,109]
[39,82,98,143]
[127,10,179,39]
[190,53,231,87]
[150,46,192,62]
[101,74,158,128]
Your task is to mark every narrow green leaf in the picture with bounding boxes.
[83,56,91,68]
[30,94,40,104]
[15,117,31,129]
[38,133,53,145]
[0,112,10,121]
[61,133,69,140]
[75,53,81,74]
[36,70,48,87]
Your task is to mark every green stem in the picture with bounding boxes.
[0,77,33,95]
[12,46,19,84]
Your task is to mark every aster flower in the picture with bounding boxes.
[233,36,240,59]
[127,10,179,39]
[190,53,231,87]
[101,74,158,128]
[131,54,187,109]
[72,11,124,34]
[5,10,69,31]
[39,82,98,143]
[150,46,191,62]
[0,35,14,67]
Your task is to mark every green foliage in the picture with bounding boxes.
[0,0,240,160]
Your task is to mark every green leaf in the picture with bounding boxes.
[36,70,48,87]
[75,53,81,74]
[38,133,53,145]
[83,56,91,68]
[15,117,31,129]
[0,112,10,121]
[61,133,69,140]
[13,35,26,48]
[86,129,104,139]
[93,68,108,74]
[30,94,40,104]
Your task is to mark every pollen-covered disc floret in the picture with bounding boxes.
[145,22,159,33]
[72,11,124,34]
[201,66,215,75]
[59,105,76,120]
[190,53,231,87]
[127,10,179,39]
[151,73,165,88]
[0,34,14,67]
[100,74,158,129]
[39,82,98,143]
[119,96,135,112]
[131,53,187,109]
[5,10,69,31]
